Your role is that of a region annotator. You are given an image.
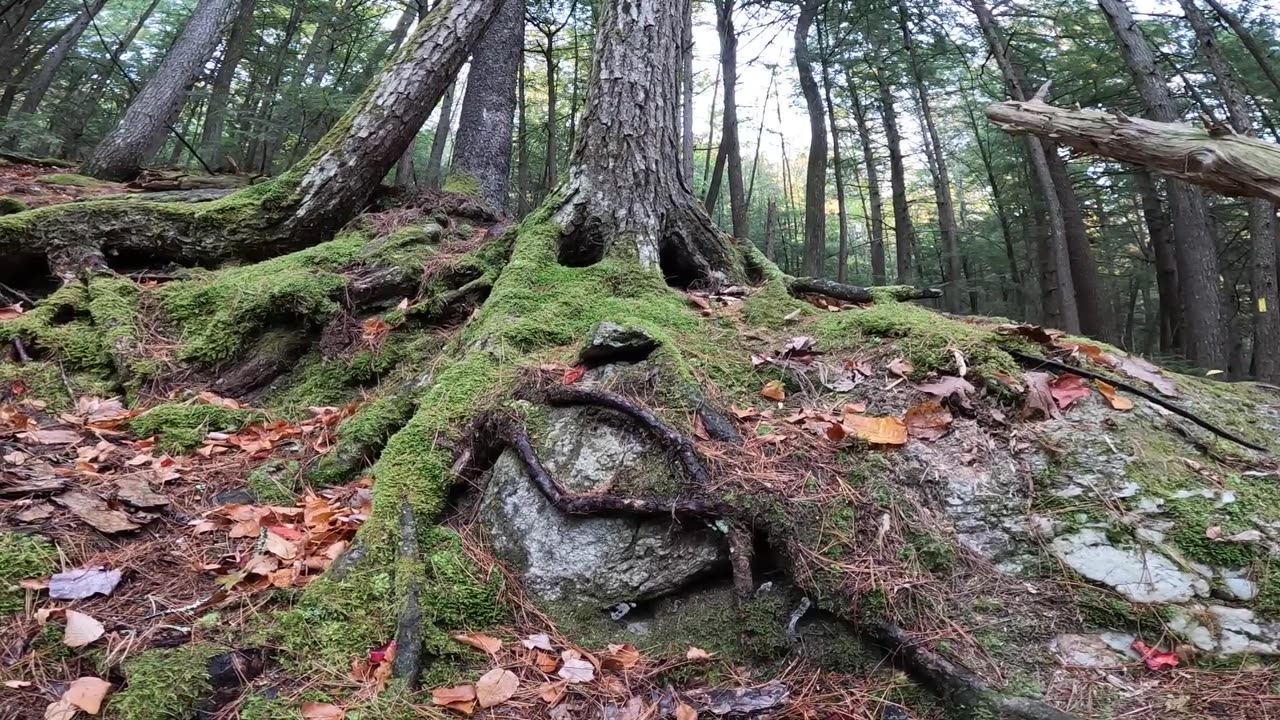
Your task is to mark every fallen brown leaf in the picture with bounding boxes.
[759,380,786,402]
[675,702,698,720]
[432,685,478,716]
[1096,381,1134,411]
[601,643,641,670]
[64,677,112,715]
[300,702,344,720]
[904,401,952,441]
[887,357,914,379]
[63,610,105,648]
[841,415,908,446]
[452,633,502,655]
[476,668,518,709]
[45,699,76,720]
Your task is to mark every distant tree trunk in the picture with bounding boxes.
[969,0,1079,332]
[715,0,748,239]
[1179,0,1279,381]
[795,0,827,278]
[702,63,720,193]
[541,39,558,195]
[965,99,1023,318]
[876,69,915,285]
[199,0,256,171]
[1132,169,1183,353]
[425,81,456,189]
[517,60,531,216]
[745,68,775,210]
[1199,0,1280,100]
[848,74,885,286]
[0,0,46,98]
[450,0,523,211]
[1045,144,1110,339]
[1098,0,1226,369]
[681,0,695,184]
[395,144,416,188]
[253,1,301,174]
[817,20,849,283]
[897,0,961,311]
[550,0,740,285]
[765,196,778,261]
[81,0,239,181]
[12,0,105,120]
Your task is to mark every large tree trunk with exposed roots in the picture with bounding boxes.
[546,0,743,287]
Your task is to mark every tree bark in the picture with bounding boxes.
[897,0,961,311]
[81,0,239,181]
[1045,143,1110,339]
[13,0,105,119]
[1179,0,1279,381]
[549,0,742,286]
[541,38,558,196]
[450,0,524,211]
[969,0,1079,333]
[849,73,886,286]
[715,0,748,239]
[1131,169,1183,352]
[1095,0,1226,370]
[681,0,695,185]
[517,59,530,217]
[965,98,1023,319]
[876,69,915,285]
[817,19,849,284]
[795,0,827,278]
[765,196,777,261]
[198,0,257,171]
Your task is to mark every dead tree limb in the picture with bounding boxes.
[787,277,943,303]
[986,99,1280,204]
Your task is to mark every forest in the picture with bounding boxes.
[2,0,1280,718]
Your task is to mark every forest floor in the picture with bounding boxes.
[3,168,1280,720]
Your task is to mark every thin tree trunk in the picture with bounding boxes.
[13,0,106,120]
[849,72,886,286]
[704,141,727,213]
[681,0,694,185]
[0,18,70,122]
[876,69,914,285]
[702,63,720,192]
[897,0,960,310]
[817,20,849,283]
[450,0,523,211]
[1180,0,1279,381]
[965,99,1023,318]
[765,196,777,261]
[1096,0,1226,370]
[745,67,775,210]
[198,0,256,171]
[969,0,1079,332]
[1045,143,1110,339]
[1132,169,1183,353]
[81,0,240,181]
[517,59,531,216]
[715,0,747,239]
[795,0,827,278]
[1199,0,1280,100]
[425,81,455,189]
[541,40,557,195]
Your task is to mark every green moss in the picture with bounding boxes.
[816,301,1022,379]
[0,278,138,375]
[108,645,221,720]
[901,530,957,574]
[39,173,101,187]
[308,392,416,486]
[0,532,57,616]
[247,460,302,505]
[129,403,258,453]
[442,173,483,198]
[30,621,76,661]
[0,197,27,215]
[0,361,115,409]
[237,695,298,720]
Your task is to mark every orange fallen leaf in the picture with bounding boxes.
[476,668,519,709]
[841,415,908,446]
[432,685,478,716]
[675,702,698,720]
[904,401,952,441]
[532,650,560,673]
[760,380,786,402]
[1095,381,1134,411]
[538,680,567,705]
[64,677,112,715]
[300,701,345,720]
[887,357,914,379]
[602,643,641,670]
[0,304,24,321]
[452,633,502,655]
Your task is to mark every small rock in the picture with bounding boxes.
[1134,527,1165,544]
[212,489,255,505]
[115,477,169,509]
[1222,577,1259,602]
[1052,633,1134,667]
[578,323,658,365]
[49,568,123,600]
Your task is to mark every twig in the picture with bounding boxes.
[0,282,34,306]
[1008,350,1269,454]
[12,338,30,363]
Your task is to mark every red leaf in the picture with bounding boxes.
[369,640,394,665]
[1130,639,1179,671]
[562,366,586,385]
[1048,374,1091,410]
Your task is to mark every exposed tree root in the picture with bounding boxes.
[786,276,943,304]
[1010,349,1269,453]
[391,499,425,684]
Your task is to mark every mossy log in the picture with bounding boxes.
[986,98,1280,203]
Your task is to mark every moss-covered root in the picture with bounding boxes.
[308,392,416,486]
[391,500,425,684]
[108,645,224,720]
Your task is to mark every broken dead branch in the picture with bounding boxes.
[786,277,943,304]
[985,98,1280,204]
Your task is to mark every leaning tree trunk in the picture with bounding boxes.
[12,0,106,119]
[548,0,742,285]
[449,0,524,212]
[80,0,240,181]
[795,0,827,279]
[2,0,505,281]
[1200,0,1280,100]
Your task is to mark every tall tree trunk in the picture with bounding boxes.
[745,68,775,210]
[795,0,826,278]
[681,0,694,185]
[1199,0,1280,100]
[450,0,523,211]
[425,81,456,189]
[965,99,1023,319]
[876,69,915,285]
[765,196,778,261]
[541,40,558,195]
[517,59,531,217]
[1132,169,1183,353]
[0,17,70,121]
[704,141,727,213]
[1179,0,1279,381]
[1045,143,1110,339]
[198,0,256,171]
[0,0,47,101]
[849,73,886,286]
[969,0,1079,332]
[13,0,105,120]
[1097,0,1226,370]
[817,21,849,283]
[897,0,961,310]
[81,0,240,181]
[715,0,748,239]
[550,0,740,285]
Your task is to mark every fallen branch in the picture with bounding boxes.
[0,150,76,168]
[542,385,714,487]
[986,98,1280,204]
[1009,350,1269,454]
[786,277,943,304]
